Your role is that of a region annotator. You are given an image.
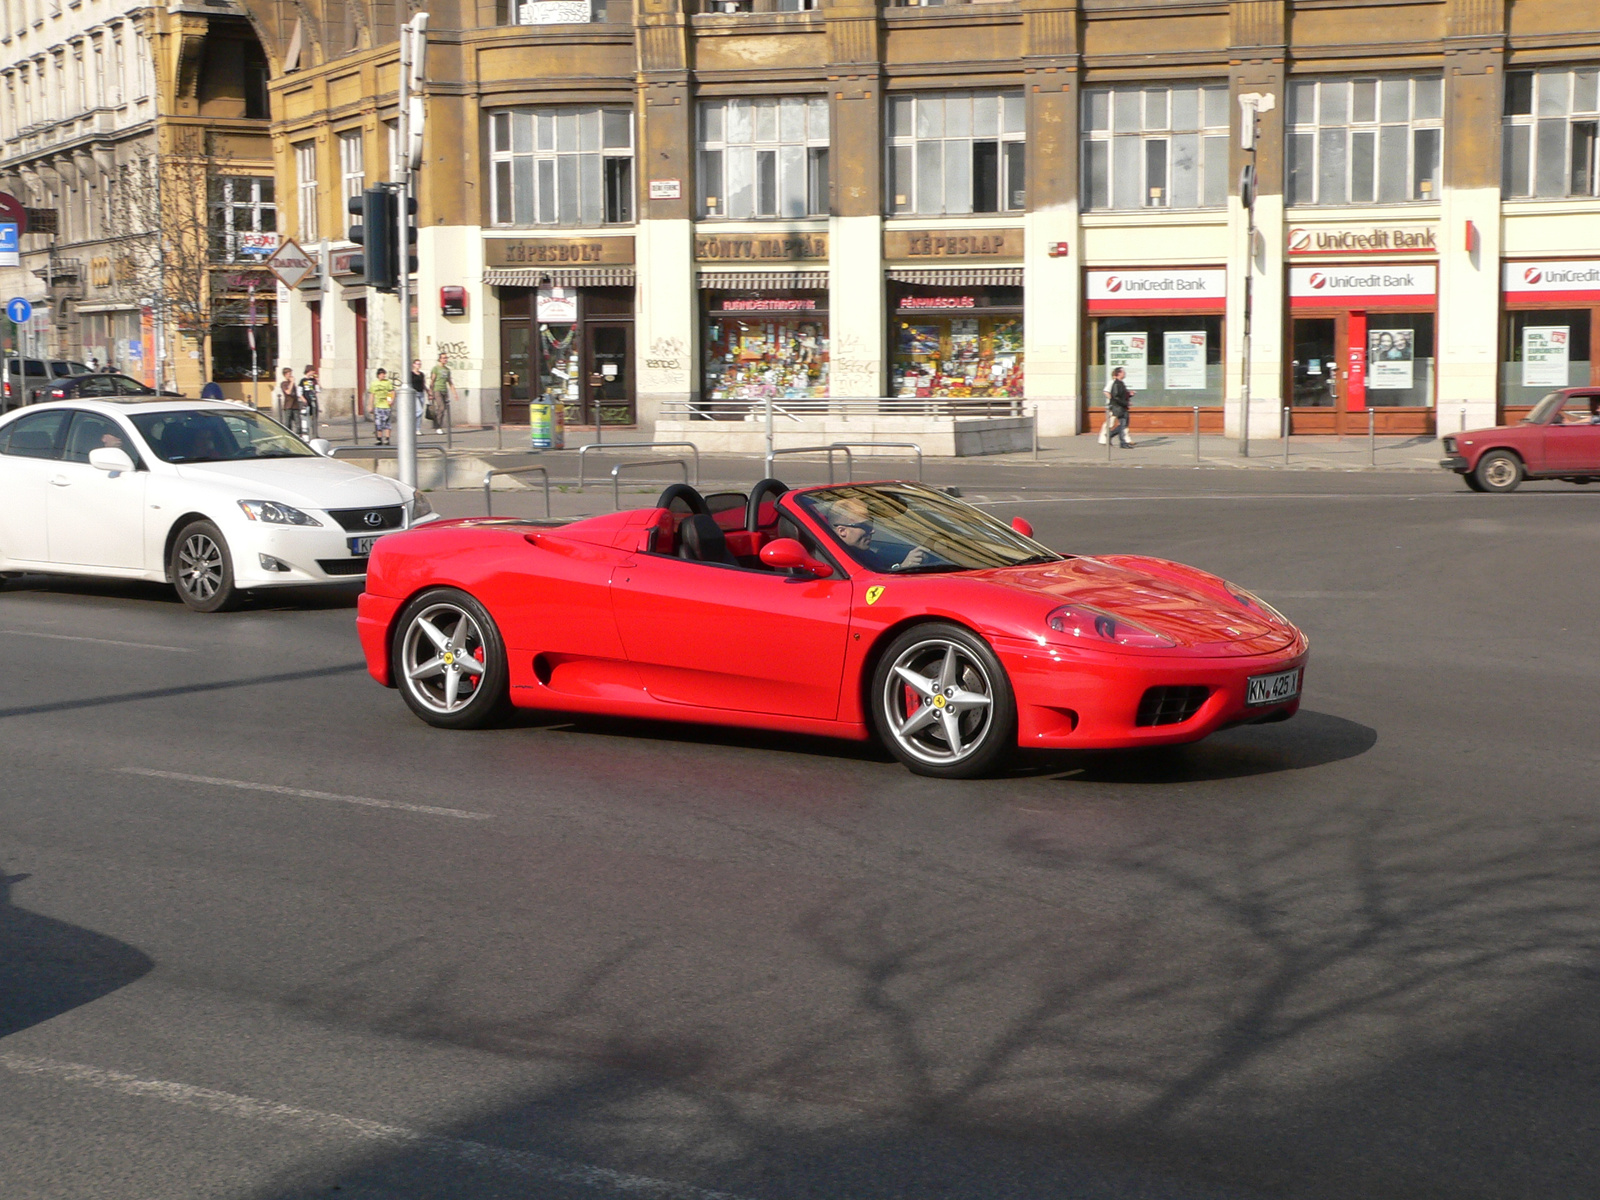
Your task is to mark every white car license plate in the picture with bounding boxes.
[348,534,382,556]
[1246,668,1300,706]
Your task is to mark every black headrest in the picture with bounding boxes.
[679,513,733,565]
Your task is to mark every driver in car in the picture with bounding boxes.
[827,496,929,572]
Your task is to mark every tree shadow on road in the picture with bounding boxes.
[0,871,153,1040]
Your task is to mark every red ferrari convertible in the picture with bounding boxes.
[357,479,1308,778]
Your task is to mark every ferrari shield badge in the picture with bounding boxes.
[865,586,885,605]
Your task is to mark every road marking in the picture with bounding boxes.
[0,1053,749,1200]
[117,768,491,821]
[0,629,194,653]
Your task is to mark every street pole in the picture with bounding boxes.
[1236,92,1274,459]
[394,22,417,490]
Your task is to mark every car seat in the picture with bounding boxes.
[678,513,738,566]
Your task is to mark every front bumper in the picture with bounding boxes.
[994,635,1309,750]
[1439,455,1469,473]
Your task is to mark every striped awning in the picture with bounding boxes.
[698,270,829,290]
[887,267,1024,287]
[482,267,636,287]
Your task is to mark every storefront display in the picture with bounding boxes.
[1084,269,1226,418]
[1501,261,1600,412]
[702,293,829,408]
[497,285,634,427]
[890,287,1023,400]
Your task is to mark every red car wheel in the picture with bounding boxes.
[871,621,1017,779]
[393,588,510,729]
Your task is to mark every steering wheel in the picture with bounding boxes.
[745,478,789,531]
[655,483,709,515]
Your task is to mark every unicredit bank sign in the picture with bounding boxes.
[1287,224,1438,255]
[1504,260,1600,302]
[1289,264,1437,307]
[1085,268,1226,311]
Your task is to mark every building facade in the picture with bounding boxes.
[255,0,1600,439]
[0,0,275,399]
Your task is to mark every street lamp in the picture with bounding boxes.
[1237,90,1274,458]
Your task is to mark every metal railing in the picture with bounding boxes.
[330,444,452,488]
[577,441,700,489]
[613,458,688,510]
[761,440,926,483]
[483,465,552,519]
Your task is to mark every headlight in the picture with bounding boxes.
[237,499,321,526]
[409,492,433,522]
[1225,583,1290,626]
[1047,604,1175,648]
[1441,436,1456,453]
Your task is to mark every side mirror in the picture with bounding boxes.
[309,438,333,457]
[760,537,832,578]
[88,446,135,474]
[1010,516,1035,538]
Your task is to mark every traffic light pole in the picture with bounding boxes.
[394,22,418,490]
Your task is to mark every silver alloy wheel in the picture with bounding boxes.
[1482,455,1519,489]
[177,532,225,601]
[400,601,489,715]
[881,636,996,766]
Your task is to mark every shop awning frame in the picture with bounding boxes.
[482,267,636,287]
[698,270,829,290]
[887,267,1024,287]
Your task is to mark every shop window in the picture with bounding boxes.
[702,293,829,410]
[489,107,635,227]
[1502,309,1593,405]
[1363,314,1435,407]
[1286,76,1443,206]
[698,97,829,219]
[1088,315,1225,407]
[210,320,278,384]
[887,92,1025,216]
[1503,68,1600,199]
[1081,84,1230,210]
[891,287,1024,402]
[207,176,277,263]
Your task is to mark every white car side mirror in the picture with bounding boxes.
[309,438,334,457]
[88,446,135,474]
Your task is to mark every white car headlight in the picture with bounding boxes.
[238,499,321,527]
[409,492,433,523]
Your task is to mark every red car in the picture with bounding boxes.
[1441,387,1600,492]
[357,480,1308,778]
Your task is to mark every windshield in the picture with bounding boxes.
[797,482,1061,574]
[129,409,315,463]
[1524,391,1568,424]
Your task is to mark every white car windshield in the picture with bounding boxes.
[796,482,1061,574]
[130,409,315,463]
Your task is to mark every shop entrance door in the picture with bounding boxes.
[582,322,633,428]
[500,320,531,424]
[1288,316,1355,435]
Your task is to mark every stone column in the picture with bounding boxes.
[825,0,885,401]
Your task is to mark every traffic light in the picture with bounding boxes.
[401,194,418,280]
[346,187,397,292]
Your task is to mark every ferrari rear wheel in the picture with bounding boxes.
[393,588,511,729]
[872,622,1017,779]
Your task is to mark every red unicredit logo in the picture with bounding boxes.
[1524,267,1543,285]
[1104,275,1121,292]
[1288,228,1311,252]
[1309,272,1327,289]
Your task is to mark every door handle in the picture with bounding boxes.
[50,475,70,486]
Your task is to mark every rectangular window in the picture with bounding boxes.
[1504,67,1600,199]
[1285,75,1444,206]
[294,141,318,241]
[697,97,829,218]
[1080,84,1230,210]
[488,106,634,226]
[888,90,1025,215]
[208,176,278,263]
[338,129,364,202]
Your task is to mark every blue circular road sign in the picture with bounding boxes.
[6,297,32,325]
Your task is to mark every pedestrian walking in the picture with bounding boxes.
[427,352,456,434]
[1103,367,1135,449]
[297,365,319,436]
[370,368,395,446]
[279,367,301,433]
[410,358,426,435]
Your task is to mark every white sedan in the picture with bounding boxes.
[0,398,436,611]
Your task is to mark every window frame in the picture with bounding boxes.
[1285,74,1445,207]
[338,128,365,202]
[696,96,831,220]
[208,175,278,263]
[1079,82,1232,211]
[487,105,636,228]
[294,140,318,241]
[1502,67,1600,200]
[885,90,1027,217]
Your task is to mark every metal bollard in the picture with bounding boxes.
[1283,406,1290,464]
[1193,405,1201,462]
[1460,406,1467,433]
[1032,404,1039,462]
[1369,407,1376,467]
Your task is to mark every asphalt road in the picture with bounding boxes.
[4,467,1598,1200]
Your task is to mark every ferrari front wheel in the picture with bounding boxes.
[871,622,1017,779]
[393,588,511,729]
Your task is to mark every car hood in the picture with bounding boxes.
[971,556,1297,653]
[172,458,411,509]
